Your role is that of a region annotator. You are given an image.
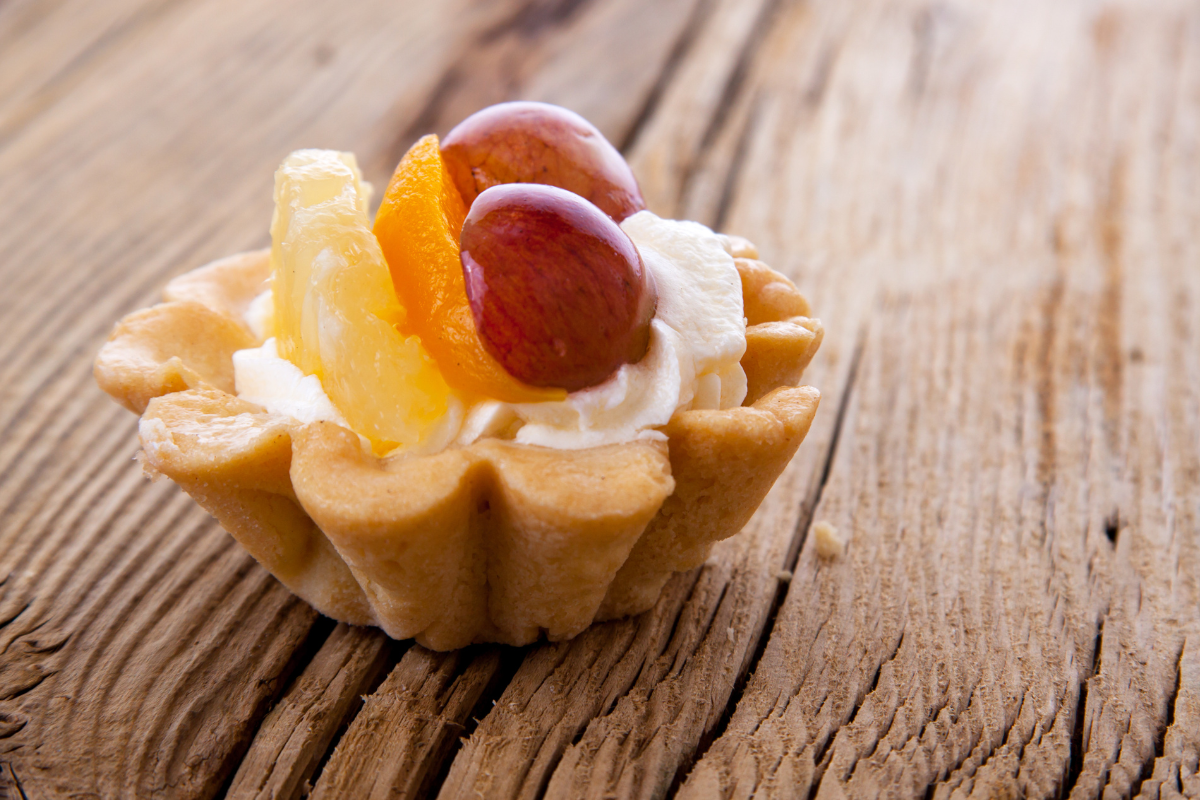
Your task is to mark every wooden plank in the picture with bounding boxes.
[434,571,702,799]
[310,646,507,800]
[225,624,393,800]
[674,2,1200,799]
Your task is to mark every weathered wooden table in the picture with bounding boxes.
[1,0,1197,797]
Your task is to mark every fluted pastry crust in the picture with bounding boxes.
[96,248,823,649]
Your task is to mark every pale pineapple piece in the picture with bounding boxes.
[269,150,460,453]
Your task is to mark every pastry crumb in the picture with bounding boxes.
[813,520,844,560]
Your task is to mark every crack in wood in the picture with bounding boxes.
[967,693,1029,791]
[307,664,407,795]
[0,712,27,741]
[1157,644,1184,762]
[302,652,399,790]
[618,0,717,155]
[311,646,508,800]
[697,0,782,157]
[421,646,524,800]
[840,627,910,774]
[1067,620,1107,795]
[1103,510,1119,545]
[624,568,705,702]
[1064,626,1099,798]
[0,763,28,800]
[602,575,736,797]
[215,615,340,797]
[709,93,759,235]
[0,668,53,704]
[0,603,33,645]
[143,582,308,788]
[880,656,956,770]
[478,0,596,44]
[912,680,985,798]
[788,335,865,570]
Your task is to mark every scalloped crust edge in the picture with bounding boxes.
[97,249,823,649]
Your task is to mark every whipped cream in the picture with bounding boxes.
[233,210,748,453]
[474,211,747,448]
[233,338,348,426]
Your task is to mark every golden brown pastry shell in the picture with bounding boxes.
[95,247,822,650]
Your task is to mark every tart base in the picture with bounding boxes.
[96,248,823,649]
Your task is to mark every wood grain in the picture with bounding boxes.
[226,623,392,800]
[677,2,1200,798]
[311,646,508,800]
[0,0,1197,798]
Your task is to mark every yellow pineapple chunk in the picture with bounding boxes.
[270,150,459,453]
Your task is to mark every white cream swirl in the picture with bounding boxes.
[461,211,746,448]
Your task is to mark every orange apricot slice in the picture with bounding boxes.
[374,134,566,404]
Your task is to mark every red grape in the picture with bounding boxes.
[441,102,646,222]
[460,183,656,391]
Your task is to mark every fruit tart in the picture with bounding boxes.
[94,102,823,650]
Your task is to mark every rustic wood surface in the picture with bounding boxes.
[0,0,1196,798]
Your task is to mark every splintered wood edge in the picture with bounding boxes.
[225,625,392,800]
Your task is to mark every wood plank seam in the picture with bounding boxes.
[1064,621,1104,795]
[616,0,719,154]
[676,332,864,794]
[709,91,761,236]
